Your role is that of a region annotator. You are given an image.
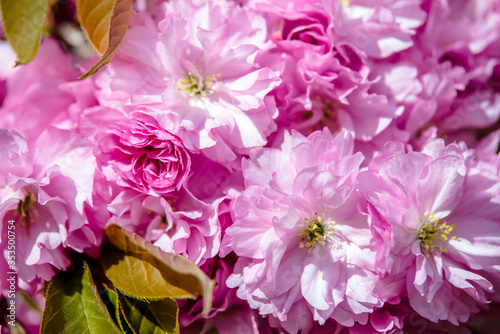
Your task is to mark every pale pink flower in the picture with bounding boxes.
[248,0,427,61]
[178,255,273,334]
[224,129,380,332]
[0,130,33,186]
[329,0,427,59]
[0,38,96,147]
[474,129,500,171]
[151,187,221,265]
[364,1,500,143]
[97,181,220,266]
[0,127,99,295]
[252,0,403,142]
[365,47,466,145]
[257,44,401,141]
[420,0,500,56]
[437,63,500,134]
[94,1,281,162]
[91,136,242,265]
[358,139,500,324]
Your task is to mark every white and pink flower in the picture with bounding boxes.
[0,127,99,296]
[224,129,381,332]
[94,0,281,162]
[358,138,500,324]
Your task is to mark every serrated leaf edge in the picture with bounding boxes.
[104,224,215,316]
[118,292,179,334]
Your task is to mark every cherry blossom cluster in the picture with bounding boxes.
[1,0,500,333]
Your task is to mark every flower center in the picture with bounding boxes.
[177,72,218,98]
[297,215,335,252]
[417,211,455,257]
[16,192,37,236]
[308,97,340,132]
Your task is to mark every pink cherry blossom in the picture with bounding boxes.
[362,1,500,145]
[93,1,281,162]
[1,0,499,332]
[224,129,381,332]
[252,0,403,142]
[329,0,427,59]
[420,0,500,56]
[358,138,500,324]
[0,38,97,147]
[178,255,273,334]
[258,44,401,142]
[95,181,220,266]
[0,127,99,296]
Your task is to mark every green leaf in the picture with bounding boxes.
[101,283,133,333]
[0,0,49,65]
[40,261,122,334]
[100,283,119,325]
[77,0,133,79]
[101,224,215,316]
[102,250,198,301]
[118,292,179,334]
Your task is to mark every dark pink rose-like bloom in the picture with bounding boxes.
[95,111,191,196]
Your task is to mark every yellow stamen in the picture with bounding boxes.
[16,192,35,236]
[417,212,454,256]
[297,215,335,252]
[177,72,219,98]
